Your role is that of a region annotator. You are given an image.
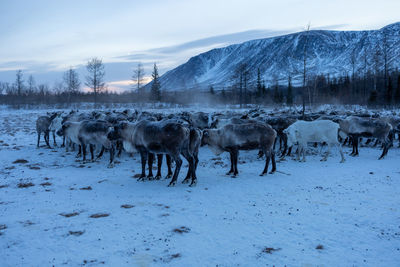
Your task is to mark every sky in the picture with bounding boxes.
[0,0,399,92]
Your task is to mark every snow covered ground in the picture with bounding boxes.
[0,107,400,266]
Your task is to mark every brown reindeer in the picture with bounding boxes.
[202,122,277,177]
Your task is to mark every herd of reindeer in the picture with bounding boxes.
[35,108,400,187]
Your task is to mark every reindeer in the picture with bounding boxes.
[283,120,345,163]
[108,120,197,187]
[339,116,393,159]
[202,123,277,177]
[36,112,58,148]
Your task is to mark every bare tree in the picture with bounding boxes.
[85,58,105,104]
[350,49,357,102]
[15,70,24,96]
[234,63,250,107]
[362,47,369,101]
[132,62,145,93]
[373,45,382,92]
[0,82,11,95]
[302,23,311,117]
[63,67,81,94]
[27,75,36,95]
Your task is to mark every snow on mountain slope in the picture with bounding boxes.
[150,22,400,91]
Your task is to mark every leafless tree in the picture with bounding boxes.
[362,47,369,100]
[302,23,311,117]
[85,57,105,104]
[27,75,36,95]
[234,63,250,107]
[132,62,145,93]
[52,81,64,95]
[0,82,11,95]
[373,45,382,91]
[382,29,391,91]
[63,67,81,94]
[15,70,24,96]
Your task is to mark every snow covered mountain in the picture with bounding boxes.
[150,22,400,91]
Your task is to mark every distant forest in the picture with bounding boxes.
[1,57,400,108]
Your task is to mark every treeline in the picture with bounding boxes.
[0,58,165,106]
[1,59,400,107]
[204,69,400,107]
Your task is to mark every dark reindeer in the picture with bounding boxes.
[36,112,58,148]
[339,116,393,159]
[202,122,277,177]
[108,120,197,187]
[77,120,115,167]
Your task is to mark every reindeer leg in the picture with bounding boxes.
[354,137,359,156]
[379,140,390,160]
[45,131,52,149]
[108,145,115,168]
[165,155,172,179]
[96,146,105,160]
[280,134,288,158]
[190,151,199,187]
[52,131,57,146]
[168,153,182,187]
[90,144,94,161]
[37,132,41,148]
[80,142,86,162]
[117,141,123,157]
[147,153,154,180]
[232,148,239,177]
[270,151,276,173]
[287,146,292,157]
[139,150,148,181]
[337,143,345,163]
[226,149,234,175]
[181,151,194,185]
[260,150,270,176]
[155,154,163,180]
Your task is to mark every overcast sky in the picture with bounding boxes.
[0,0,399,91]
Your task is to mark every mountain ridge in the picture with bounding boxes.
[147,22,400,91]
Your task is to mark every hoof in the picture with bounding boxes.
[259,173,265,177]
[189,180,197,187]
[269,170,275,174]
[155,175,161,180]
[147,175,154,181]
[164,174,172,179]
[231,174,237,178]
[168,181,176,187]
[226,171,233,176]
[107,163,114,168]
[182,178,190,184]
[137,176,146,182]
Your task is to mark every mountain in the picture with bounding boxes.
[147,22,400,91]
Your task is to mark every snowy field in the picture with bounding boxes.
[1,107,400,266]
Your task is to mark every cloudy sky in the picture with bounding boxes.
[0,0,399,92]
